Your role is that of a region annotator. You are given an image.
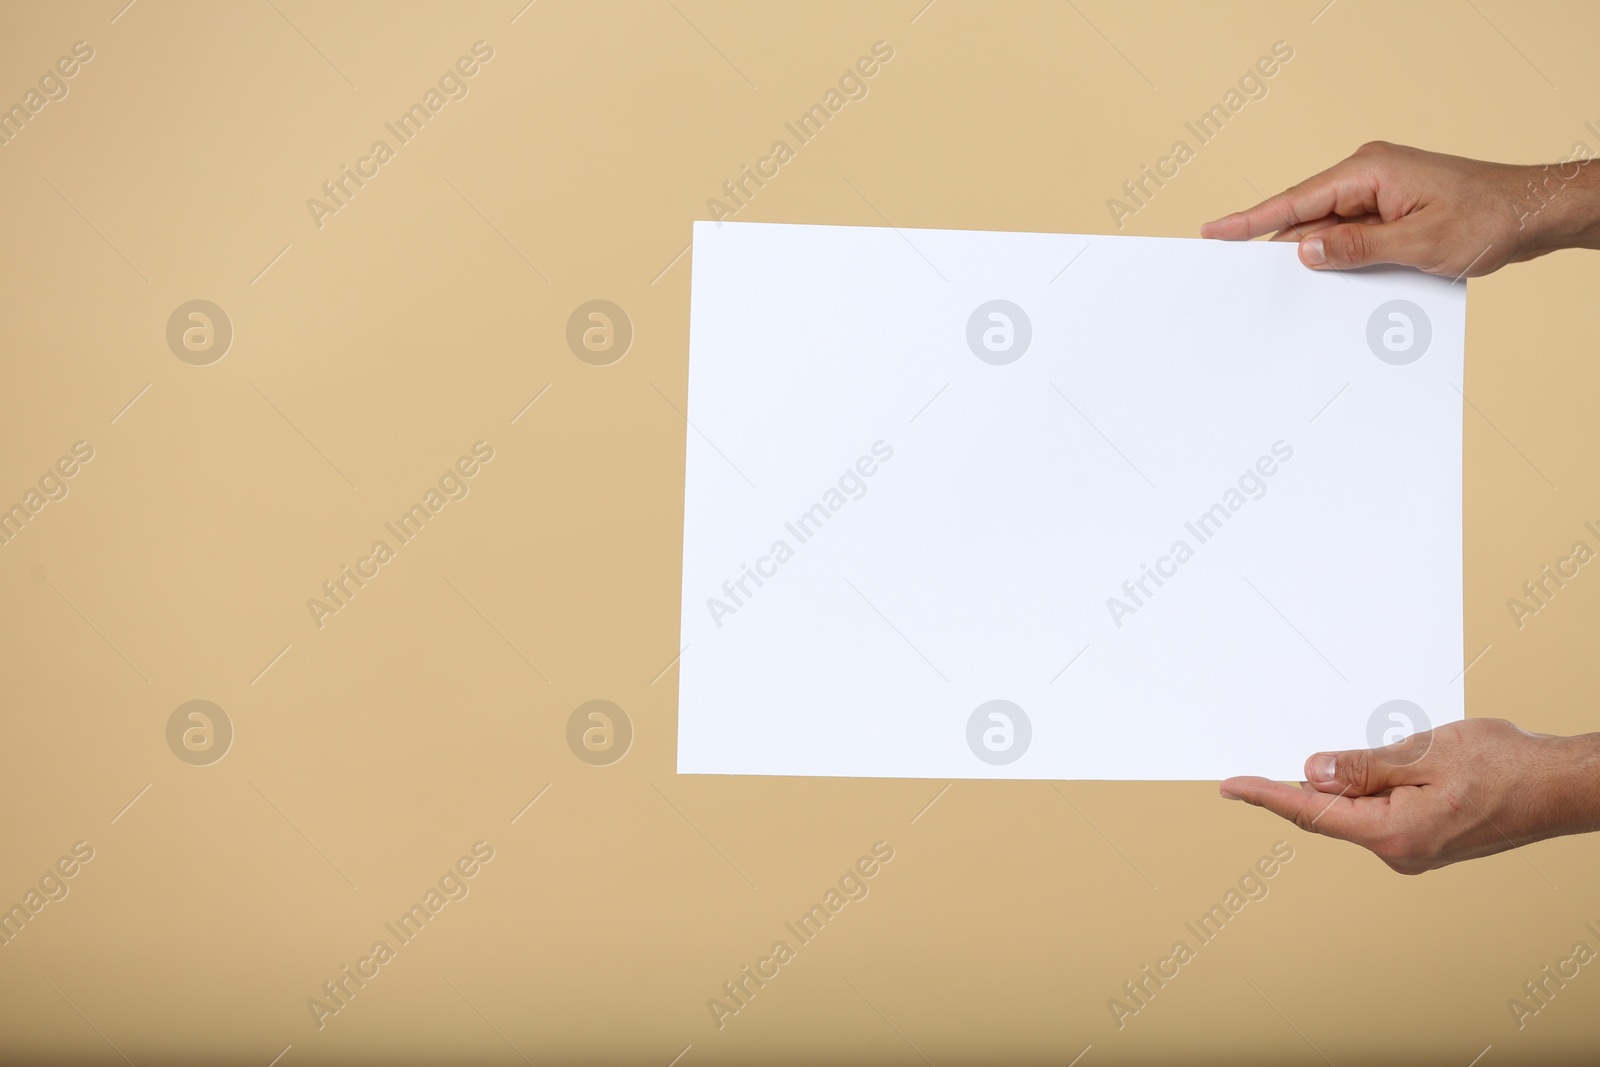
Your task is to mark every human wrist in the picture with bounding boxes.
[1514,160,1600,257]
[1543,731,1600,837]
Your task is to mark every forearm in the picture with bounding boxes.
[1517,158,1600,257]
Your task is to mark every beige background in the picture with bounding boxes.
[2,1,1599,1063]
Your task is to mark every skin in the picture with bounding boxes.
[1204,142,1600,874]
[1201,140,1600,275]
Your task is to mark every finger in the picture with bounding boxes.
[1267,213,1383,241]
[1200,157,1379,240]
[1303,736,1433,795]
[1299,216,1430,270]
[1269,215,1340,242]
[1219,776,1388,844]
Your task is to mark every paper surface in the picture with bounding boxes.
[676,221,1466,781]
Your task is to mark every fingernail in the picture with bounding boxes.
[1219,789,1241,801]
[1308,754,1337,783]
[1301,236,1326,266]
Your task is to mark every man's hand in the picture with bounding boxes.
[1200,141,1600,277]
[1220,719,1600,875]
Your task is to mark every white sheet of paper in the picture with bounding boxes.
[676,221,1465,781]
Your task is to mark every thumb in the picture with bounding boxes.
[1299,219,1426,270]
[1304,735,1432,795]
